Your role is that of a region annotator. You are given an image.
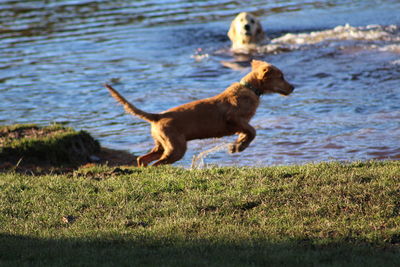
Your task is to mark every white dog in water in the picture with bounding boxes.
[228,12,266,52]
[220,12,268,70]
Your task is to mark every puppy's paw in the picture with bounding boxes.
[229,143,239,154]
[230,142,249,153]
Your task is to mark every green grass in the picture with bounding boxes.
[0,124,99,167]
[1,161,399,266]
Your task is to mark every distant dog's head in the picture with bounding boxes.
[228,12,265,50]
[248,60,294,96]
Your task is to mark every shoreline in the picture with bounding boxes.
[0,124,136,173]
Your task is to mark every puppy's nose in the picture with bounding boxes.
[244,24,250,31]
[290,84,295,91]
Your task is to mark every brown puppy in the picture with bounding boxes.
[105,60,294,166]
[228,12,265,51]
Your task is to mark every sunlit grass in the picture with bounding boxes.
[1,161,399,265]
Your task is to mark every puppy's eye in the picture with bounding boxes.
[250,19,255,24]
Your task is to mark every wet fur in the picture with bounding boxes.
[228,12,265,51]
[221,12,266,70]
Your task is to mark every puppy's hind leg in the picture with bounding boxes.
[137,143,164,167]
[152,136,187,166]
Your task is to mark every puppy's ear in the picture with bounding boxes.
[228,19,236,42]
[261,66,273,79]
[252,60,273,79]
[251,59,265,70]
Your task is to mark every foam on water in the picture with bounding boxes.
[275,24,399,44]
[260,24,400,53]
[380,44,400,54]
[391,59,400,65]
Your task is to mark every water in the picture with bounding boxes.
[1,0,399,167]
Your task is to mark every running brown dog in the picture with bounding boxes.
[105,60,294,166]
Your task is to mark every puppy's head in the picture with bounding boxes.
[228,12,265,49]
[251,60,294,96]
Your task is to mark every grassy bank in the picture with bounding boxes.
[0,124,135,172]
[0,124,100,167]
[1,161,399,266]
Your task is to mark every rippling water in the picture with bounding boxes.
[1,0,400,167]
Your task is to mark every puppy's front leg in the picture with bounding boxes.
[229,123,256,153]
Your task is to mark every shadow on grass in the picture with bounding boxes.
[1,234,399,266]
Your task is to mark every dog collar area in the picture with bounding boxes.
[240,81,262,97]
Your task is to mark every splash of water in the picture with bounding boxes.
[191,143,230,169]
[254,24,400,54]
[273,24,400,45]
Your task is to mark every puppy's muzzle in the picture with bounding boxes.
[286,83,295,95]
[278,83,295,96]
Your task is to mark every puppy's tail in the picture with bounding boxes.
[104,84,160,123]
